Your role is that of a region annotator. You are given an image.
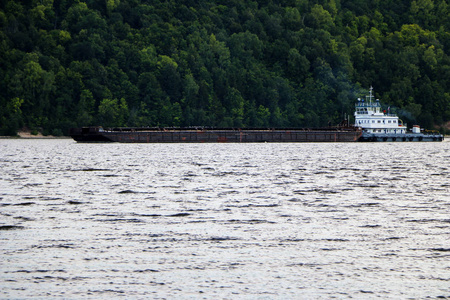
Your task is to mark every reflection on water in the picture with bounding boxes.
[1,139,449,298]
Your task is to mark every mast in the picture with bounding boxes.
[366,86,374,107]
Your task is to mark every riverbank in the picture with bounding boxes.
[0,130,69,139]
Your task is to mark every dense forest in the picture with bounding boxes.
[1,0,450,136]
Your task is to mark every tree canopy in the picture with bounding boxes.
[1,0,449,135]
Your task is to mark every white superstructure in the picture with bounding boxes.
[354,87,407,135]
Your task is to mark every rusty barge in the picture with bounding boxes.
[69,126,362,143]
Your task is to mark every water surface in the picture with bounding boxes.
[1,139,449,298]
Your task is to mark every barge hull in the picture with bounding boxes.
[69,127,362,143]
[359,133,444,142]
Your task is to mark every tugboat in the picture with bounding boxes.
[355,87,444,142]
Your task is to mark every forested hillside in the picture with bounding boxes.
[1,0,450,135]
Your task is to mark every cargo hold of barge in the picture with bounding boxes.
[69,126,363,143]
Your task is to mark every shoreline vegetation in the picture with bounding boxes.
[1,1,450,136]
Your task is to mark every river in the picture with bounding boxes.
[1,139,449,298]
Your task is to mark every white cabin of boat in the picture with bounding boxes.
[354,87,408,134]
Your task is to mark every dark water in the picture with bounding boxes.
[1,139,449,299]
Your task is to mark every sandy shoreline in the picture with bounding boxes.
[0,131,70,139]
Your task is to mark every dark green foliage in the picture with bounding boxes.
[1,0,449,135]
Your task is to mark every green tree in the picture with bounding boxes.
[225,87,245,127]
[309,4,334,31]
[98,98,129,127]
[77,89,95,126]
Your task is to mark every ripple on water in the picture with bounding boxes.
[0,140,449,298]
